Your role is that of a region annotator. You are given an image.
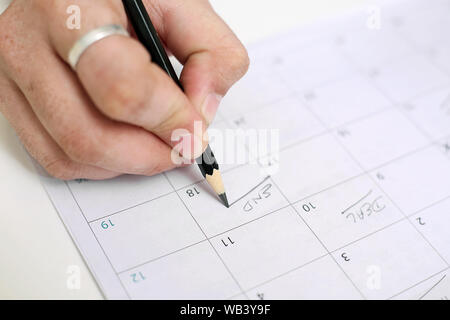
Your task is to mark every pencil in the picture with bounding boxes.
[122,0,229,208]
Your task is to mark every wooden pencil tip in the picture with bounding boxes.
[219,193,230,208]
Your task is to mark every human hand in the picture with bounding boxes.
[0,0,249,180]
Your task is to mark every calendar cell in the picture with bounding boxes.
[211,207,326,290]
[371,146,450,215]
[338,28,412,72]
[270,134,362,203]
[165,165,204,191]
[391,270,449,300]
[295,175,403,252]
[335,109,428,169]
[220,66,292,118]
[208,120,250,172]
[333,220,447,299]
[404,87,450,140]
[91,193,205,272]
[228,96,325,154]
[179,164,288,237]
[411,197,450,264]
[393,5,450,50]
[432,45,450,74]
[119,242,241,299]
[246,255,362,300]
[68,174,172,221]
[371,55,449,103]
[280,42,354,91]
[304,75,392,128]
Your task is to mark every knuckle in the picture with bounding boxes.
[149,93,186,133]
[43,158,79,181]
[228,44,250,78]
[215,43,250,90]
[15,128,80,180]
[108,1,129,26]
[59,131,103,165]
[103,80,147,121]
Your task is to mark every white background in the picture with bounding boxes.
[0,0,367,299]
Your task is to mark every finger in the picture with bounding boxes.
[143,0,250,124]
[47,0,208,160]
[10,41,179,175]
[0,76,119,180]
[76,36,207,160]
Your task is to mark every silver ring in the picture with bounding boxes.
[68,24,129,70]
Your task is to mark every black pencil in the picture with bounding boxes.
[122,0,229,208]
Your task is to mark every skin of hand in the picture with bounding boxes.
[0,0,249,180]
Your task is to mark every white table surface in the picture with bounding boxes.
[0,0,367,299]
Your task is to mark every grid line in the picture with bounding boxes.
[60,1,450,300]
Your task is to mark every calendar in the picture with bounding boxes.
[37,0,450,300]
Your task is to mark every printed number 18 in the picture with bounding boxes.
[186,187,200,198]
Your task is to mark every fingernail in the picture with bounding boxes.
[201,93,222,124]
[174,132,205,161]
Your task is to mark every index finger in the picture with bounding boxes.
[143,0,250,123]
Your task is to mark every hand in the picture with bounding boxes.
[0,0,249,180]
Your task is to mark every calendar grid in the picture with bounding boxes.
[65,181,132,299]
[388,267,450,300]
[162,172,249,299]
[66,139,450,299]
[335,21,450,267]
[46,0,450,299]
[84,108,446,227]
[287,19,450,296]
[216,6,450,297]
[270,177,367,299]
[66,130,450,299]
[114,189,450,277]
[84,76,448,226]
[207,46,449,296]
[237,32,450,295]
[69,130,450,276]
[85,162,249,224]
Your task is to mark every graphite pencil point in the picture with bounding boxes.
[219,193,230,208]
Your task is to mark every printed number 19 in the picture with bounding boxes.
[101,219,115,230]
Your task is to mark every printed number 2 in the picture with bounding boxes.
[186,187,200,198]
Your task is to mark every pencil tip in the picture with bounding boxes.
[219,193,230,208]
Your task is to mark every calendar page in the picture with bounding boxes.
[36,0,450,300]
